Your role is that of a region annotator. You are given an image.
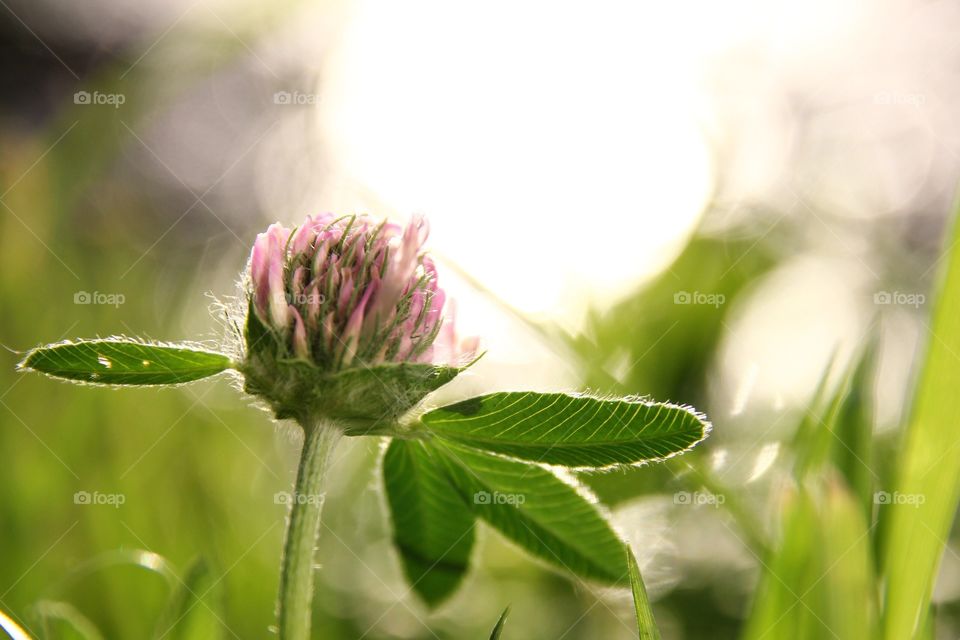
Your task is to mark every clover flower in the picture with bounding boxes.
[241,213,476,424]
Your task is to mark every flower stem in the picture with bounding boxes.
[277,420,342,640]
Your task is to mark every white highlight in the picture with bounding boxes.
[321,0,713,321]
[747,442,780,483]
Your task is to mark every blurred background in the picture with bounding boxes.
[0,0,957,638]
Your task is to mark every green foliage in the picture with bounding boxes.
[35,601,104,640]
[789,351,842,479]
[573,235,777,403]
[821,477,877,640]
[489,606,510,640]
[152,558,225,640]
[17,339,233,386]
[742,485,825,640]
[420,392,709,469]
[428,440,629,585]
[385,425,686,604]
[383,439,476,607]
[743,478,876,640]
[829,342,878,517]
[791,341,878,515]
[743,338,880,640]
[882,211,960,639]
[627,546,661,640]
[20,332,708,623]
[12,197,719,635]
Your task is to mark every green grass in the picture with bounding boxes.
[882,208,960,639]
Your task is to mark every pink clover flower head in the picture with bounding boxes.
[246,213,475,372]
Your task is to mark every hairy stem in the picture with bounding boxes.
[277,421,342,640]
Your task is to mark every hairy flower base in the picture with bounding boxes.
[242,304,466,431]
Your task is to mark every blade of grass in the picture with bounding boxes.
[35,601,104,640]
[791,349,841,479]
[153,558,225,640]
[489,606,510,640]
[793,338,878,515]
[742,483,825,640]
[881,204,960,639]
[743,476,876,640]
[829,338,878,517]
[626,546,661,640]
[820,475,877,640]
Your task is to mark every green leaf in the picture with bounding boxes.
[489,606,510,640]
[153,558,225,640]
[820,477,877,640]
[627,547,661,640]
[421,392,709,469]
[743,484,824,640]
[882,204,960,639]
[18,339,233,386]
[829,341,878,516]
[743,477,877,640]
[917,609,935,640]
[383,439,476,607]
[430,440,627,584]
[792,339,877,509]
[790,350,841,477]
[34,601,103,640]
